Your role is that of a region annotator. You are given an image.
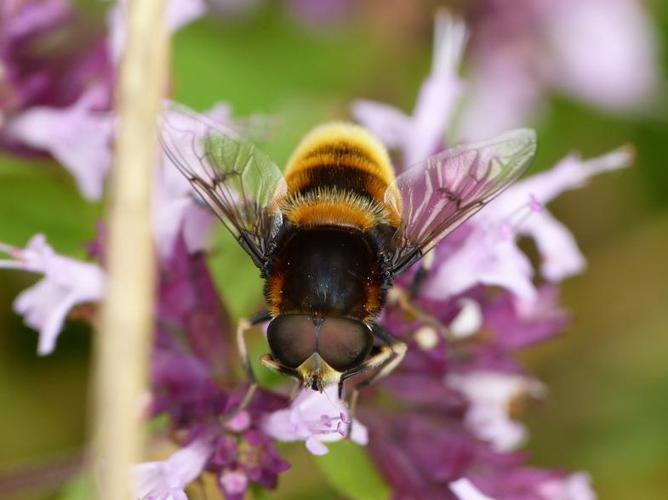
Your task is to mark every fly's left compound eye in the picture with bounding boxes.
[267,315,316,368]
[318,318,373,372]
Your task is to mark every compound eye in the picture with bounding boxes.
[267,315,316,368]
[318,318,373,372]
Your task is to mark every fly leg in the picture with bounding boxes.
[233,310,272,412]
[388,250,454,342]
[339,324,407,437]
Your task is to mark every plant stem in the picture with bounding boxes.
[92,1,168,498]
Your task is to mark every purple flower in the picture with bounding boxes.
[2,0,207,202]
[468,468,595,500]
[0,1,111,121]
[542,0,657,111]
[0,234,105,354]
[149,238,290,497]
[460,0,658,139]
[0,0,70,41]
[132,437,214,500]
[0,0,72,114]
[352,11,466,168]
[263,386,368,455]
[210,426,290,498]
[422,147,633,308]
[446,371,545,452]
[6,86,113,200]
[0,0,113,200]
[363,410,480,498]
[0,6,634,497]
[538,472,595,500]
[450,478,494,500]
[482,286,569,351]
[219,468,248,496]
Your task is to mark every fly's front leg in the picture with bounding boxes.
[389,257,453,342]
[341,324,407,436]
[234,310,272,412]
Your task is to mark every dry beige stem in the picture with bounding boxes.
[92,0,168,498]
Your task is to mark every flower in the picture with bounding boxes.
[263,386,368,455]
[450,478,495,500]
[542,0,657,111]
[0,0,72,116]
[156,236,234,387]
[422,147,634,308]
[538,472,595,500]
[132,437,214,500]
[0,234,105,354]
[2,0,208,201]
[352,10,467,168]
[460,0,658,139]
[149,240,290,498]
[446,371,545,452]
[0,0,113,198]
[468,467,595,500]
[0,6,635,497]
[364,410,480,498]
[5,86,113,200]
[0,0,111,126]
[219,468,248,496]
[482,286,568,351]
[210,427,290,498]
[0,0,70,42]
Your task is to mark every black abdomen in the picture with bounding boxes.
[265,226,383,319]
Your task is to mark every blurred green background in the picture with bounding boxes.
[1,1,667,499]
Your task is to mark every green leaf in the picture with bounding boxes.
[0,154,100,256]
[314,441,389,500]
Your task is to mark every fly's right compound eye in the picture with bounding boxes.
[266,315,317,368]
[318,317,373,372]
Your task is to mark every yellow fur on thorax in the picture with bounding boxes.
[282,122,402,227]
[281,187,390,230]
[284,122,396,184]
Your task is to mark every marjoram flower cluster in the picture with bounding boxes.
[0,1,654,499]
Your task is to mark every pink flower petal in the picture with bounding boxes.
[6,87,113,201]
[447,372,545,452]
[450,478,495,500]
[132,438,213,500]
[1,235,105,355]
[262,386,367,456]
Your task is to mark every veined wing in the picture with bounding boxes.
[159,101,286,268]
[384,129,537,275]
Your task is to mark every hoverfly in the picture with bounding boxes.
[159,102,536,405]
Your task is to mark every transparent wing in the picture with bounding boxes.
[159,101,287,267]
[385,128,537,275]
